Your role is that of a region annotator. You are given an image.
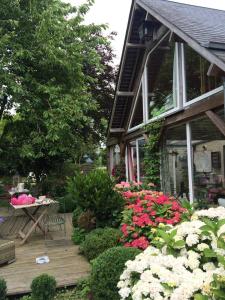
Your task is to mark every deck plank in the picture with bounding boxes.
[0,213,90,296]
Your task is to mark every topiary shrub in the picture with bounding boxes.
[71,227,86,245]
[67,170,124,227]
[90,246,141,300]
[80,228,121,261]
[0,278,7,300]
[31,274,56,300]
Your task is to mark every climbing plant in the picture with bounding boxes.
[143,120,164,187]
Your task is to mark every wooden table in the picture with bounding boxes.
[10,199,56,245]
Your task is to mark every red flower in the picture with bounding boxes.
[121,224,128,237]
[171,201,181,211]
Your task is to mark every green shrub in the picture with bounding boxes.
[80,228,121,261]
[72,207,83,227]
[67,170,124,227]
[71,227,86,245]
[31,274,56,300]
[0,278,7,300]
[57,194,76,213]
[91,246,141,300]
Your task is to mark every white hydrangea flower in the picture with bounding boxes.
[203,262,216,271]
[197,243,209,252]
[186,234,199,246]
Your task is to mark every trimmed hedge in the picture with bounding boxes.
[31,274,56,300]
[91,246,141,300]
[0,278,7,300]
[80,228,121,261]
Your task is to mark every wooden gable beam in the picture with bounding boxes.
[205,110,225,137]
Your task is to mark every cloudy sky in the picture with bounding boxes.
[65,0,225,64]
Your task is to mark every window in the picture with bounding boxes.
[185,45,222,101]
[146,37,178,119]
[126,138,146,182]
[129,85,144,128]
[161,124,189,198]
[190,115,225,205]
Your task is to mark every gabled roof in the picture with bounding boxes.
[138,0,225,67]
[108,0,225,141]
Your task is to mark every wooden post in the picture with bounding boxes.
[205,110,225,137]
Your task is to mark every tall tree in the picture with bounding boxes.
[0,0,115,178]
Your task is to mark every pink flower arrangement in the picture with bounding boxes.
[11,194,35,205]
[117,182,187,250]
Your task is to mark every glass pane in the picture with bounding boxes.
[162,124,189,198]
[128,141,137,181]
[185,45,222,101]
[130,86,143,128]
[138,139,146,182]
[191,115,225,206]
[147,37,177,119]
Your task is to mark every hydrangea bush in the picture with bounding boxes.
[116,182,188,250]
[117,207,225,300]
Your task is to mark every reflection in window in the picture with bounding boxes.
[130,85,143,128]
[147,38,177,119]
[127,139,146,182]
[162,124,189,198]
[185,45,222,101]
[191,115,225,206]
[138,139,146,182]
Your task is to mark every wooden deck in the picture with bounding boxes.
[0,213,90,296]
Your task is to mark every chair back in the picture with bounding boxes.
[47,201,60,215]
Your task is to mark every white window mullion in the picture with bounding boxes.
[186,122,194,203]
[136,139,140,182]
[125,147,129,182]
[142,69,148,123]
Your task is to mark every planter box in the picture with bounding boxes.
[0,239,15,265]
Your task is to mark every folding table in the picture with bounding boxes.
[10,199,56,245]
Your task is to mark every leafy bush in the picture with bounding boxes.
[67,170,124,227]
[0,278,7,300]
[77,210,96,232]
[71,227,86,245]
[80,228,121,261]
[90,246,141,300]
[54,278,91,300]
[72,207,83,227]
[57,194,76,213]
[31,274,56,300]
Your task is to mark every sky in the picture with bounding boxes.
[65,0,225,64]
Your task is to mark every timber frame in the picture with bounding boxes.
[107,0,225,202]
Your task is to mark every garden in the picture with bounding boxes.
[1,169,224,300]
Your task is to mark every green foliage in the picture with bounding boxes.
[72,207,84,227]
[0,278,7,300]
[144,121,163,186]
[0,0,115,178]
[80,228,121,261]
[71,227,86,245]
[54,278,91,300]
[31,274,56,300]
[210,274,225,299]
[57,194,76,213]
[67,170,124,227]
[90,246,141,300]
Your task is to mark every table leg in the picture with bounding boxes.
[22,207,45,234]
[20,208,48,245]
[20,206,41,232]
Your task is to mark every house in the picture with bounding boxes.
[107,0,225,204]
